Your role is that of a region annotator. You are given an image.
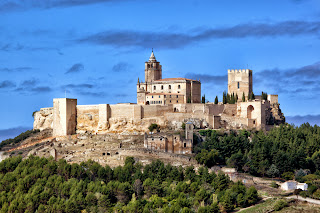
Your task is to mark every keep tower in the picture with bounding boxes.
[145,50,162,83]
[228,69,253,100]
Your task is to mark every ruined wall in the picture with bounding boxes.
[33,107,53,130]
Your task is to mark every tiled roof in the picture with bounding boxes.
[154,78,199,82]
[146,93,183,95]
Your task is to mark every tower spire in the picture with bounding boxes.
[149,49,156,62]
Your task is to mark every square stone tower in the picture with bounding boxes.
[228,69,252,99]
[53,98,77,136]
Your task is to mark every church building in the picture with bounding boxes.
[137,51,201,105]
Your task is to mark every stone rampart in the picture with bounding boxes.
[34,97,283,135]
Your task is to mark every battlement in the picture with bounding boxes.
[228,69,251,73]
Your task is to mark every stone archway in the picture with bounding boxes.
[247,105,254,119]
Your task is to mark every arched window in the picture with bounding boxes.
[161,85,163,90]
[154,86,156,90]
[169,85,171,89]
[178,85,181,89]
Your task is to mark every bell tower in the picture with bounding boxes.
[145,50,162,83]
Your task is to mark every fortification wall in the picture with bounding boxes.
[76,105,99,133]
[34,98,275,135]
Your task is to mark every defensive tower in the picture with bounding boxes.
[228,69,253,100]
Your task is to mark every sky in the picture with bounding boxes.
[0,0,320,141]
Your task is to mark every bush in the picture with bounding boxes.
[271,181,279,188]
[148,124,159,133]
[181,123,185,130]
[273,199,288,211]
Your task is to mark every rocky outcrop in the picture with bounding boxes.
[33,108,53,131]
[269,103,285,125]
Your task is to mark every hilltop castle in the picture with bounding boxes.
[33,51,285,138]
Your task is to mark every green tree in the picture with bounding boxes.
[214,96,218,104]
[267,164,279,179]
[148,123,159,132]
[223,91,227,104]
[242,92,245,102]
[202,94,206,103]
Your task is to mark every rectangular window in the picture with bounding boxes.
[176,95,178,98]
[184,143,186,147]
[237,82,240,89]
[164,95,166,98]
[152,96,153,98]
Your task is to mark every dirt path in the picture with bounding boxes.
[286,195,320,205]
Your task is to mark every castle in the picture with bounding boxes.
[33,51,285,140]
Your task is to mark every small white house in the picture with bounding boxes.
[281,181,297,190]
[297,183,308,191]
[281,181,308,191]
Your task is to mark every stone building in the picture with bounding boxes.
[137,51,201,105]
[144,122,194,154]
[228,69,253,99]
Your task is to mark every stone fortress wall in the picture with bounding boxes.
[33,51,285,136]
[34,93,284,136]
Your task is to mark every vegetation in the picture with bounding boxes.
[0,129,40,150]
[214,96,218,104]
[273,199,288,211]
[261,91,268,101]
[0,156,259,212]
[201,94,206,104]
[196,124,320,199]
[248,92,255,100]
[148,124,159,133]
[242,92,245,102]
[222,91,238,104]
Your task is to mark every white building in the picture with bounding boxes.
[281,181,308,191]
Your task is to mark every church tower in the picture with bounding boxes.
[145,50,162,83]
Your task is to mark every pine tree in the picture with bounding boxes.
[242,92,245,102]
[214,96,218,104]
[235,94,238,102]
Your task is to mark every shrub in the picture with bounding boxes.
[181,123,185,130]
[148,124,159,133]
[273,199,288,211]
[271,181,279,188]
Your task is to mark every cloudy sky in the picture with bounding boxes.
[0,0,320,141]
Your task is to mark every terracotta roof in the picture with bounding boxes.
[146,93,183,95]
[154,78,199,82]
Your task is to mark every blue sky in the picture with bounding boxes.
[0,0,320,141]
